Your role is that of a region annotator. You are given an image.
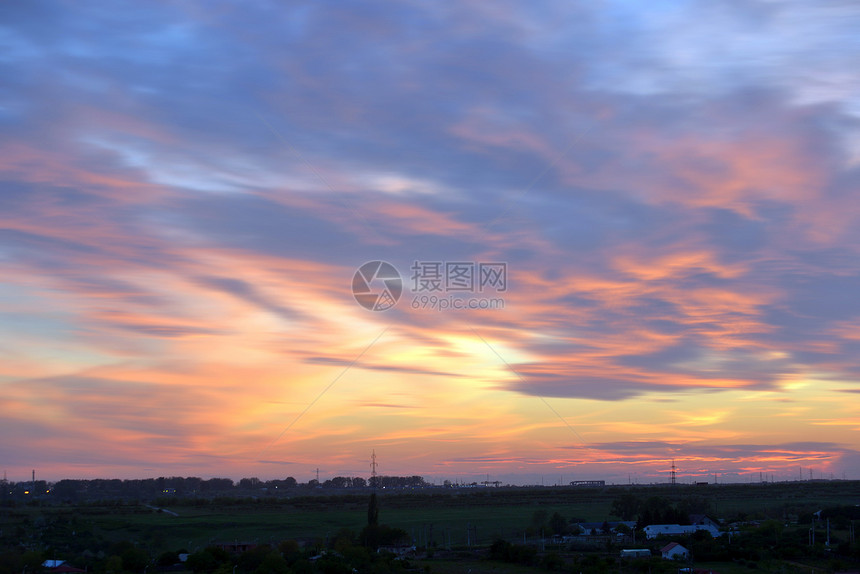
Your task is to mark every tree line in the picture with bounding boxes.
[0,474,430,503]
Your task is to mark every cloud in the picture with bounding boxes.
[304,356,460,378]
[0,0,859,481]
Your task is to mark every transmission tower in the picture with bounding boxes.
[670,459,677,486]
[371,450,378,487]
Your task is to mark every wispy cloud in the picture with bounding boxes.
[0,0,858,482]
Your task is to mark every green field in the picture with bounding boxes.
[2,489,617,552]
[4,481,860,551]
[2,481,859,572]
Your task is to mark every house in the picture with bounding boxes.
[644,523,721,539]
[689,514,720,528]
[661,542,689,560]
[620,548,651,558]
[644,524,695,538]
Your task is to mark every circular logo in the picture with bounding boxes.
[352,261,402,311]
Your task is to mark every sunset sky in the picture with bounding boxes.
[1,1,859,485]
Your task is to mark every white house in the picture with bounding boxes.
[689,514,720,528]
[661,542,689,560]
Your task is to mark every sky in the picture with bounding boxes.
[1,0,859,485]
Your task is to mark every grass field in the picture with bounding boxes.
[139,481,860,549]
[4,492,615,551]
[2,480,858,572]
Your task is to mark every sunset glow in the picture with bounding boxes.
[1,1,859,485]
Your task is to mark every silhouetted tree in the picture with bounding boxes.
[549,512,568,535]
[611,493,641,520]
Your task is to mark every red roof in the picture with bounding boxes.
[661,541,682,552]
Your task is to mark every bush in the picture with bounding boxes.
[359,524,409,549]
[541,551,564,570]
[488,538,536,565]
[157,550,181,566]
[186,546,231,573]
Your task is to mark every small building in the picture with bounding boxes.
[620,548,651,558]
[661,542,689,560]
[645,524,695,538]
